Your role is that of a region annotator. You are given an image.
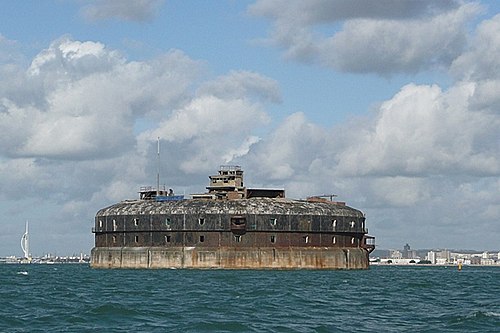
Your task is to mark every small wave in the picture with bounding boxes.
[17,271,28,275]
[449,310,500,324]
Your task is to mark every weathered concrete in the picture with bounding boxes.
[90,246,369,269]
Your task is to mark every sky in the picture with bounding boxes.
[0,0,499,257]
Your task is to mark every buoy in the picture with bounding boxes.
[458,261,462,271]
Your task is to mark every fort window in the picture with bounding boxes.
[165,217,171,228]
[350,221,355,228]
[304,236,309,243]
[332,219,337,228]
[199,218,205,225]
[351,237,355,244]
[134,218,139,226]
[332,236,336,244]
[270,235,276,243]
[112,236,116,244]
[270,218,277,226]
[234,235,241,242]
[199,235,205,242]
[99,220,103,228]
[135,235,139,243]
[165,235,171,243]
[113,219,117,231]
[230,216,246,235]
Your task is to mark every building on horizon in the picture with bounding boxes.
[402,243,417,259]
[426,251,436,264]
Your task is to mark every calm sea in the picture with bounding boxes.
[0,264,499,332]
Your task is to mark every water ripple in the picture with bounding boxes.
[0,265,499,332]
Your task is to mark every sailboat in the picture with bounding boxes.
[20,221,32,263]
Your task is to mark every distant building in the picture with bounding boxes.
[402,243,417,259]
[481,258,495,265]
[437,250,451,262]
[390,250,402,259]
[426,251,436,264]
[402,244,410,258]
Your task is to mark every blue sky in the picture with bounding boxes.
[0,0,499,256]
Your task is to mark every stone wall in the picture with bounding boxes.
[90,246,370,269]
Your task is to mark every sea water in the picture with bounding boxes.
[0,264,499,332]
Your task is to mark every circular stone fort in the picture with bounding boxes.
[91,166,375,269]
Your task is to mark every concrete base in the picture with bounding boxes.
[90,246,369,269]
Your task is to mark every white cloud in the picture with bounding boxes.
[249,0,461,23]
[451,14,500,81]
[0,38,201,160]
[249,0,480,74]
[334,83,499,177]
[197,70,282,104]
[81,0,165,22]
[141,73,275,174]
[245,112,327,182]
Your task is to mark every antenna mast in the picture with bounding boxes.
[157,137,160,197]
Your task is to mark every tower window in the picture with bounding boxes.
[165,235,171,243]
[332,219,337,228]
[113,219,117,231]
[270,218,277,226]
[350,221,355,228]
[270,235,276,243]
[234,235,241,242]
[135,235,139,243]
[199,218,205,225]
[134,218,139,226]
[304,236,309,243]
[332,236,336,244]
[351,237,355,244]
[199,235,205,242]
